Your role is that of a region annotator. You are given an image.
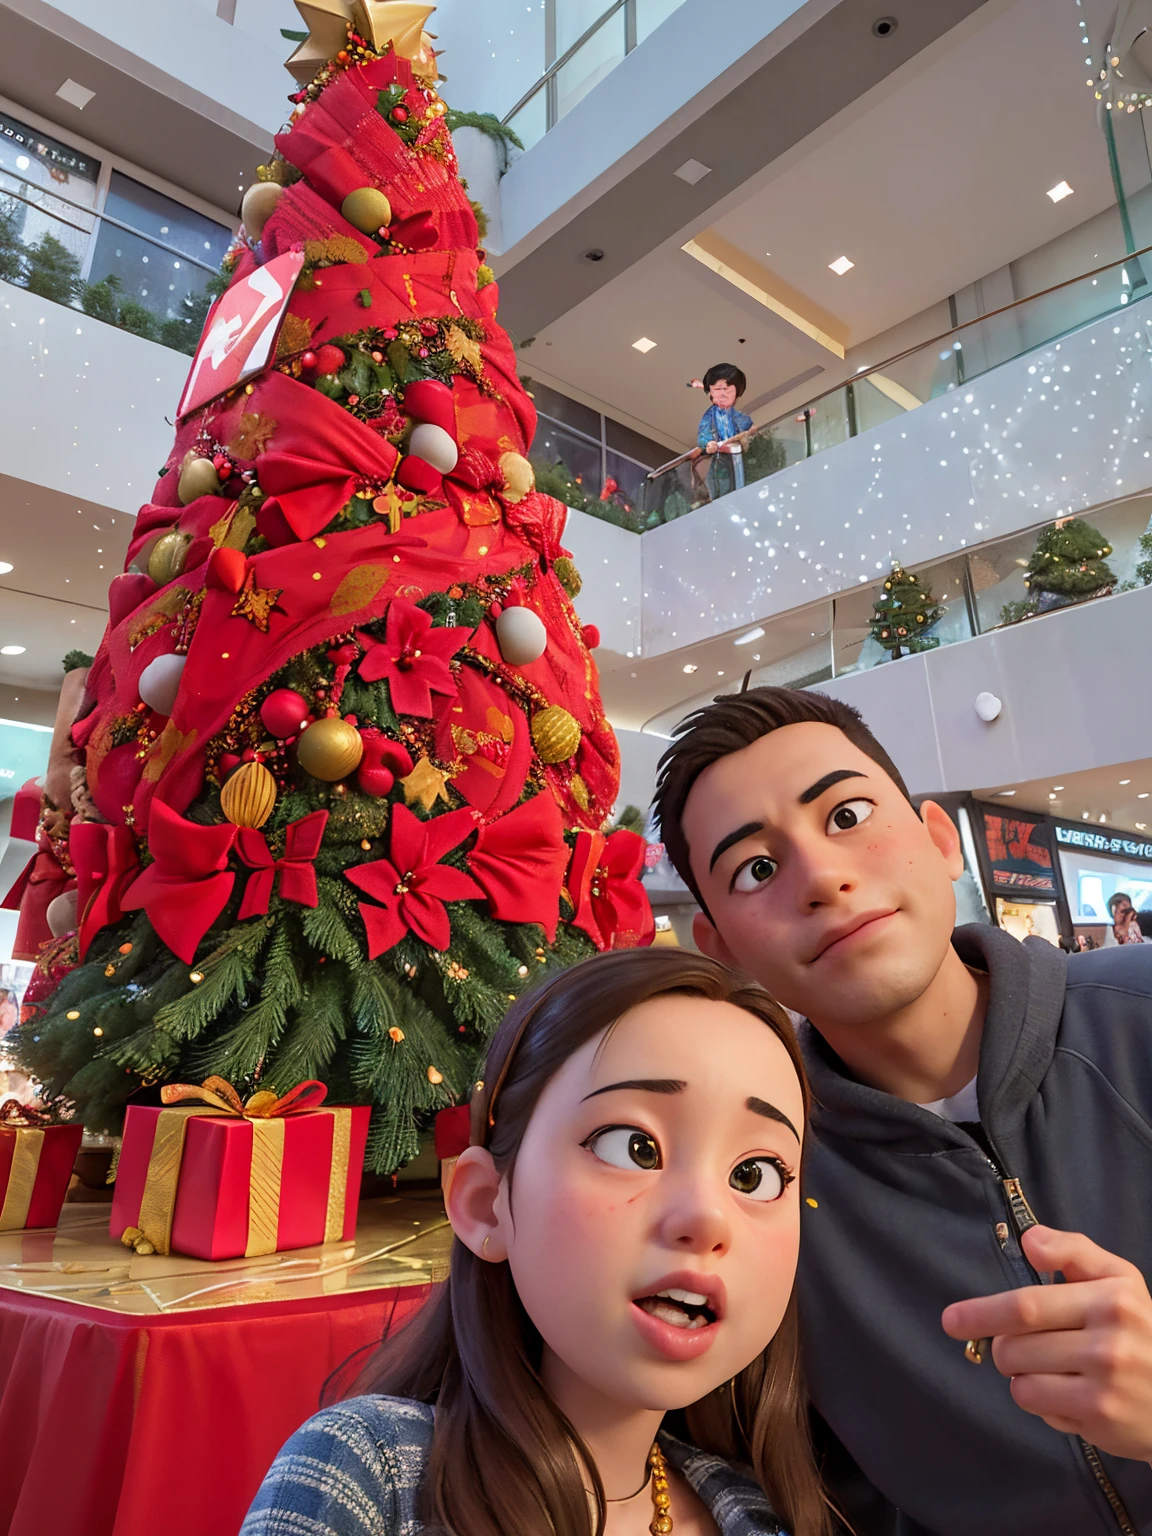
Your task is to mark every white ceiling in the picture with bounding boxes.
[976,756,1152,837]
[533,0,1121,447]
[0,474,128,691]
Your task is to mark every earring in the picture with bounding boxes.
[482,1234,491,1258]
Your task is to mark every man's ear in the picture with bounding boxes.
[920,800,964,882]
[445,1145,508,1261]
[692,909,740,967]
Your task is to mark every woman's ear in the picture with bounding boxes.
[445,1145,508,1261]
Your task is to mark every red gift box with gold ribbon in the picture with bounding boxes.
[0,1102,83,1231]
[110,1078,369,1262]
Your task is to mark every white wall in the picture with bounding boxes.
[561,504,643,663]
[0,282,186,515]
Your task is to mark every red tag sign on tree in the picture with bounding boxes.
[177,251,305,419]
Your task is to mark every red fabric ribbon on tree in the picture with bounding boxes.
[121,802,238,964]
[235,810,328,920]
[356,598,474,718]
[567,829,655,952]
[254,373,399,543]
[467,794,569,942]
[70,822,140,960]
[346,804,482,957]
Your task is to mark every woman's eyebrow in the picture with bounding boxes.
[581,1078,685,1102]
[746,1097,800,1142]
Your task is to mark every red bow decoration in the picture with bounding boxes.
[254,373,399,542]
[70,822,140,960]
[121,802,238,964]
[567,829,655,952]
[467,794,569,942]
[160,1075,328,1117]
[0,1098,55,1127]
[346,804,483,957]
[236,810,328,920]
[357,598,474,718]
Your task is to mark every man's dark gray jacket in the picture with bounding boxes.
[798,924,1152,1536]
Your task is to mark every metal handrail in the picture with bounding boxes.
[0,167,223,275]
[501,0,628,125]
[647,239,1152,480]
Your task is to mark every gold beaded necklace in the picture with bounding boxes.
[648,1443,673,1534]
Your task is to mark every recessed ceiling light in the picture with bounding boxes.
[56,78,95,110]
[682,663,698,674]
[751,653,761,661]
[1047,181,1074,203]
[1139,793,1149,799]
[1138,823,1148,831]
[1120,778,1132,785]
[829,255,855,276]
[1083,812,1090,820]
[996,789,1016,796]
[632,337,657,354]
[1049,793,1057,800]
[674,159,711,185]
[1053,784,1065,790]
[0,561,12,575]
[0,645,26,656]
[1099,813,1107,823]
[734,627,765,646]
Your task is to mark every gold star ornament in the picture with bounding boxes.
[231,571,285,632]
[287,0,436,81]
[401,755,453,810]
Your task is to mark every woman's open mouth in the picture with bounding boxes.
[634,1288,716,1330]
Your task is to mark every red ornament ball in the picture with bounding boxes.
[260,688,309,739]
[582,624,601,650]
[314,344,345,377]
[300,350,319,373]
[391,105,409,123]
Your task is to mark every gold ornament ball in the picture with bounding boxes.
[147,530,193,586]
[499,451,535,505]
[297,716,364,781]
[341,187,392,233]
[220,760,278,829]
[241,181,284,240]
[178,454,222,506]
[553,555,582,598]
[532,705,581,764]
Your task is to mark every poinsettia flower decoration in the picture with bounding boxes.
[567,828,655,952]
[347,803,483,957]
[357,597,474,718]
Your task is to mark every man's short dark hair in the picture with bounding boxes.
[652,687,911,908]
[1108,892,1133,916]
[702,363,747,398]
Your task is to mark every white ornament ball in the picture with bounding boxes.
[495,605,548,667]
[47,889,78,938]
[139,654,187,717]
[408,422,458,475]
[241,181,283,240]
[974,691,1002,723]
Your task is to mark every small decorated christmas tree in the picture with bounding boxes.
[9,0,652,1175]
[1022,517,1116,607]
[869,564,943,660]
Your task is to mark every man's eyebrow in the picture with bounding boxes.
[709,821,764,872]
[798,769,868,806]
[582,1079,685,1102]
[746,1097,800,1141]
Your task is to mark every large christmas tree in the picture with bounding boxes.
[9,1,652,1174]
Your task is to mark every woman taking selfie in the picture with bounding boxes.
[244,948,831,1536]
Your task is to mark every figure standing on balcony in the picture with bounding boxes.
[690,364,753,505]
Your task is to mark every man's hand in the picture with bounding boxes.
[942,1226,1152,1462]
[705,440,719,454]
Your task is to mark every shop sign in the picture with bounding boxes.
[0,111,99,181]
[981,809,1056,893]
[1054,824,1152,863]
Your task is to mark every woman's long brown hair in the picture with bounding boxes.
[351,947,832,1536]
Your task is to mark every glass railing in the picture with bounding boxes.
[0,168,230,355]
[638,245,1152,529]
[642,497,1152,734]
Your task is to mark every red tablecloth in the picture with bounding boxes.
[0,1283,427,1536]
